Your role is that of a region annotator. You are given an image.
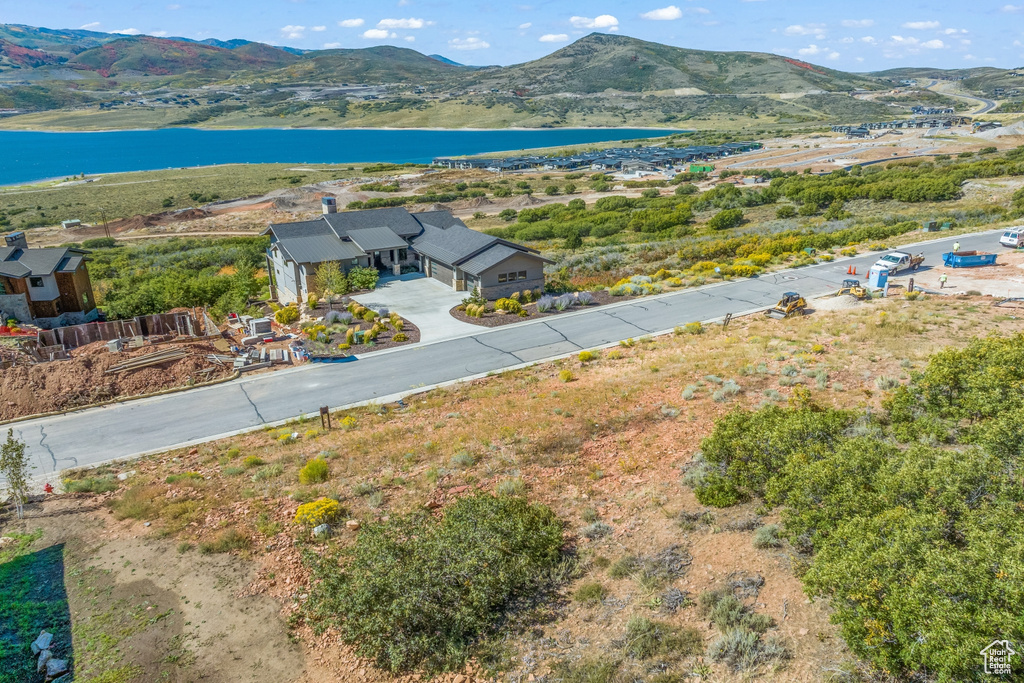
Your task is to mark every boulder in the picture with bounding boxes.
[345,520,360,531]
[312,524,331,539]
[37,649,52,673]
[46,657,68,678]
[31,631,53,655]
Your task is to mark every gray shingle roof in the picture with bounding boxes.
[323,207,422,238]
[459,244,520,276]
[411,211,467,231]
[264,219,334,240]
[275,235,365,264]
[411,223,497,266]
[0,246,83,278]
[346,227,408,253]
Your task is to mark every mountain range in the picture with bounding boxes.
[0,23,1015,129]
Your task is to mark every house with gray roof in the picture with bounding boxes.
[0,232,98,328]
[263,203,550,303]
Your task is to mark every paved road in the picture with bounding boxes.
[8,229,1006,480]
[926,81,997,115]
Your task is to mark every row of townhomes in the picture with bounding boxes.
[0,232,98,329]
[264,203,551,302]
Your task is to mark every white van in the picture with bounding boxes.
[999,229,1024,248]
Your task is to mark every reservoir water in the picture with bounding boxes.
[0,127,672,186]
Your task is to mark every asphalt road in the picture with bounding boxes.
[8,229,1006,480]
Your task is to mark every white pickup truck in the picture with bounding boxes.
[872,251,925,275]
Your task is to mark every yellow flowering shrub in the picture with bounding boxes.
[294,498,341,527]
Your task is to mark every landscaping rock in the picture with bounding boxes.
[45,657,68,678]
[345,520,360,531]
[117,470,136,481]
[31,631,53,654]
[312,524,331,539]
[36,649,52,672]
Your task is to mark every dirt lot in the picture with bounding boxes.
[3,293,1020,682]
[0,339,233,421]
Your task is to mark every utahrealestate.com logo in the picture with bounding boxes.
[981,640,1017,676]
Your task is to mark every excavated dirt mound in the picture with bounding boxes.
[0,340,231,420]
[505,194,545,207]
[106,209,213,234]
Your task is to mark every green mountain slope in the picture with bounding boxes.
[465,34,881,95]
[256,45,465,84]
[65,36,298,77]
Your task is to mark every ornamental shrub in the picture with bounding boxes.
[392,332,409,342]
[275,306,300,325]
[301,493,563,674]
[299,458,330,485]
[294,498,341,527]
[495,298,523,314]
[348,266,380,291]
[578,351,595,363]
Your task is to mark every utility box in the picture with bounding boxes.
[245,317,273,337]
[868,265,889,290]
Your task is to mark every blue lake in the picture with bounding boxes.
[0,127,674,186]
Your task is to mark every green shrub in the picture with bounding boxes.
[392,332,409,342]
[752,524,782,549]
[573,582,607,605]
[82,237,117,249]
[302,493,564,674]
[623,616,703,660]
[349,266,380,291]
[63,475,118,493]
[494,298,523,314]
[243,455,264,469]
[578,350,595,363]
[275,306,300,325]
[299,458,330,485]
[165,472,204,485]
[682,321,703,335]
[559,369,575,383]
[775,205,797,219]
[707,208,744,231]
[198,528,250,554]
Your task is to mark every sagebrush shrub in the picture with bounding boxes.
[294,498,341,527]
[302,494,563,674]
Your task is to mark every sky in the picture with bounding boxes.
[4,0,1024,71]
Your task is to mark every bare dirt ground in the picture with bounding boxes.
[5,294,1021,682]
[0,338,233,421]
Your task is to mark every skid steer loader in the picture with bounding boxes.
[765,292,807,319]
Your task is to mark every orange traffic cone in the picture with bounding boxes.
[847,265,853,274]
[852,267,857,275]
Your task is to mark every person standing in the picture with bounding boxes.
[953,241,961,253]
[939,273,948,289]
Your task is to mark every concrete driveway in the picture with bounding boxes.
[351,273,478,343]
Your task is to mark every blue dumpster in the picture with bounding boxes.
[942,251,998,268]
[868,265,889,289]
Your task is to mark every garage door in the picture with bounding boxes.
[430,261,453,286]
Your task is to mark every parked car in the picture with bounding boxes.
[873,251,925,275]
[999,229,1024,248]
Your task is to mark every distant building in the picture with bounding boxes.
[61,220,82,230]
[0,233,98,329]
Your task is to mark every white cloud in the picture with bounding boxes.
[166,4,181,10]
[961,39,972,45]
[361,28,396,39]
[338,18,365,28]
[404,35,416,42]
[112,28,143,35]
[921,39,946,49]
[539,33,569,42]
[280,25,305,39]
[151,30,169,37]
[377,18,431,29]
[943,28,967,35]
[312,26,327,32]
[798,44,823,56]
[449,36,490,50]
[841,19,874,28]
[902,21,940,30]
[784,24,827,39]
[519,22,532,29]
[640,5,683,21]
[861,36,877,44]
[79,22,101,30]
[570,15,619,29]
[828,52,840,60]
[323,42,343,49]
[1002,4,1024,11]
[964,53,977,60]
[840,37,854,44]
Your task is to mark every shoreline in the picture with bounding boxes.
[0,127,684,187]
[0,124,684,134]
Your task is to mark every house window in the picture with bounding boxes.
[29,276,44,288]
[498,273,507,283]
[399,248,408,261]
[518,271,528,281]
[352,259,359,265]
